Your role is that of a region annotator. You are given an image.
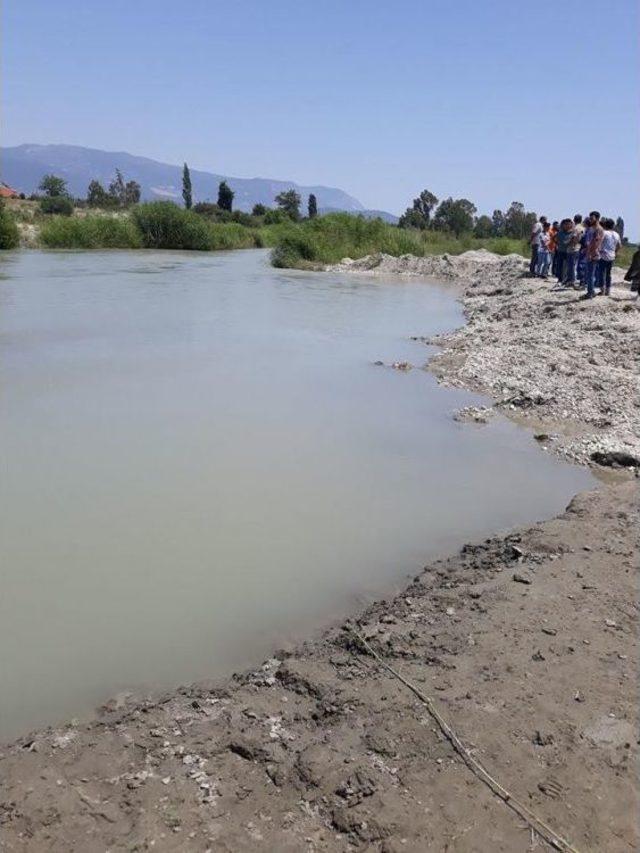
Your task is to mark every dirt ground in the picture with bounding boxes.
[1,253,638,851]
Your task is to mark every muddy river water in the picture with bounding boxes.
[0,249,593,739]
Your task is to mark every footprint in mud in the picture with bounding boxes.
[537,776,564,799]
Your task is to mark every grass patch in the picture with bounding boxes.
[269,213,530,268]
[206,222,261,250]
[618,242,636,269]
[38,204,264,252]
[39,215,142,249]
[0,203,20,249]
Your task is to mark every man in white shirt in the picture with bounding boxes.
[529,215,548,276]
[598,218,621,295]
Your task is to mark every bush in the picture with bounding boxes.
[39,195,74,216]
[39,215,142,249]
[231,210,256,227]
[0,202,20,249]
[132,201,213,250]
[193,202,220,217]
[263,208,289,225]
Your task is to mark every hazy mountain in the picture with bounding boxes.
[0,144,366,213]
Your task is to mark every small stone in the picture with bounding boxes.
[533,730,554,746]
[605,619,617,628]
[541,627,557,636]
[512,573,532,585]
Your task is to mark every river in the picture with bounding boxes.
[0,249,593,739]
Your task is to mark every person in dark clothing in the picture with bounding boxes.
[624,248,640,297]
[554,218,574,285]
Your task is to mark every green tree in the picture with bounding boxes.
[491,209,506,237]
[504,201,537,239]
[87,179,110,207]
[275,189,301,220]
[124,180,141,206]
[252,203,267,216]
[39,174,68,198]
[217,180,234,212]
[182,163,193,209]
[308,193,318,219]
[398,207,426,229]
[0,199,20,249]
[108,169,126,206]
[399,189,439,230]
[432,197,477,236]
[473,215,493,238]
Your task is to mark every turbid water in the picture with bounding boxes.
[0,249,593,740]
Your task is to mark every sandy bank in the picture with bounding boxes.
[1,251,637,852]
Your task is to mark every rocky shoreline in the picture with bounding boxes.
[1,252,637,852]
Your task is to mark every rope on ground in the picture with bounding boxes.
[348,628,581,853]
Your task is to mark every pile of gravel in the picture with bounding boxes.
[327,248,529,280]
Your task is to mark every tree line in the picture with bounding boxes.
[34,171,142,215]
[398,189,625,241]
[181,161,318,221]
[34,162,319,224]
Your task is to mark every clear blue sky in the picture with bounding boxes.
[3,0,638,234]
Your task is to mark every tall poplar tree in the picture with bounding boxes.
[182,163,193,209]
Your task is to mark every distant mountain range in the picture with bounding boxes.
[0,144,395,221]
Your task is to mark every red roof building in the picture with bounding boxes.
[0,183,19,198]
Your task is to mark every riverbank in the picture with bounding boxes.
[0,252,637,852]
[330,249,640,468]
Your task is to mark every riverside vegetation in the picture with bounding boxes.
[1,171,634,268]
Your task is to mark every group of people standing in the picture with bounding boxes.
[529,211,622,299]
